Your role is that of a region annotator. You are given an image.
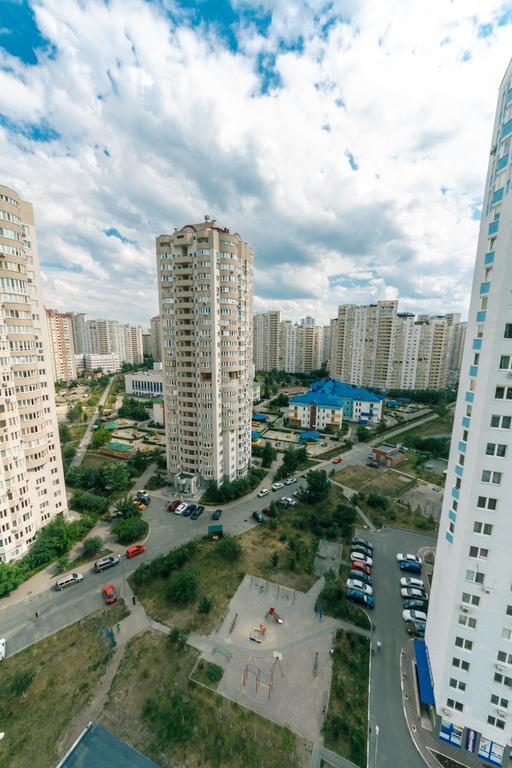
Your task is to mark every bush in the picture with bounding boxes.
[366,492,389,511]
[118,397,150,421]
[206,663,223,683]
[217,535,242,560]
[113,517,149,544]
[83,536,103,557]
[167,571,198,605]
[55,556,70,574]
[91,427,111,449]
[198,595,213,614]
[202,467,267,504]
[168,626,188,649]
[9,670,35,698]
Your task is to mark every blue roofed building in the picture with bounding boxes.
[288,378,383,429]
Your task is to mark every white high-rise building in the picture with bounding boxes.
[45,309,76,382]
[70,312,89,355]
[253,311,280,371]
[156,217,254,493]
[150,315,162,361]
[426,59,512,762]
[0,184,67,562]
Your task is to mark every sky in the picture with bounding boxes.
[0,0,511,326]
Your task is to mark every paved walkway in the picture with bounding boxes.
[70,377,115,468]
[311,744,360,768]
[330,480,377,531]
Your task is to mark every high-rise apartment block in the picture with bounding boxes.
[0,185,67,562]
[45,309,76,382]
[253,311,281,371]
[150,315,162,361]
[70,315,144,370]
[426,59,512,763]
[253,313,324,374]
[329,301,466,390]
[156,218,253,493]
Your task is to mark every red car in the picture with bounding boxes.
[126,544,145,558]
[352,560,372,576]
[332,456,343,464]
[167,500,182,512]
[102,583,116,604]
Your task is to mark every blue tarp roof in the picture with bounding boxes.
[414,639,435,706]
[251,431,261,440]
[58,722,157,768]
[290,378,381,407]
[300,430,320,441]
[252,413,268,421]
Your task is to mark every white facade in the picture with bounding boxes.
[0,184,67,562]
[157,218,254,486]
[124,368,164,398]
[426,59,512,759]
[83,353,120,373]
[45,309,77,382]
[70,312,89,355]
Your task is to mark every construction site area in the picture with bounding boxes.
[188,574,342,743]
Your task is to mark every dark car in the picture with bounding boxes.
[352,545,373,559]
[352,537,374,552]
[349,569,372,586]
[346,587,374,608]
[183,504,196,518]
[252,511,264,523]
[406,619,425,637]
[399,560,422,574]
[403,598,429,611]
[167,500,182,512]
[367,461,379,469]
[191,505,204,520]
[211,509,222,520]
[136,492,151,505]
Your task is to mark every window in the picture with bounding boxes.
[505,324,512,338]
[486,443,507,457]
[452,657,470,672]
[496,387,505,398]
[491,414,512,428]
[458,614,477,628]
[466,569,485,584]
[491,694,509,708]
[477,496,497,510]
[501,355,511,369]
[462,592,481,606]
[482,470,502,484]
[447,698,464,712]
[497,650,512,665]
[455,636,473,651]
[502,628,512,641]
[469,546,489,559]
[506,605,512,617]
[473,521,493,536]
[494,672,512,688]
[449,678,467,691]
[481,297,488,310]
[474,353,480,365]
[487,715,505,729]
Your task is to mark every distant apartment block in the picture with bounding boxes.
[150,315,162,361]
[0,184,68,562]
[69,316,144,366]
[142,328,152,357]
[81,353,120,374]
[288,378,383,429]
[45,309,77,382]
[125,364,164,398]
[253,310,281,371]
[329,301,467,390]
[157,217,253,493]
[253,313,324,373]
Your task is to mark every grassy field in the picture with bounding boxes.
[0,602,127,768]
[399,454,447,487]
[323,629,370,766]
[102,632,305,768]
[357,496,437,534]
[398,411,454,441]
[334,465,417,497]
[333,465,377,490]
[81,451,126,469]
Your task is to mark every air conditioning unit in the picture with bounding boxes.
[443,707,453,716]
[498,710,507,718]
[461,606,469,613]
[484,587,492,594]
[496,663,506,671]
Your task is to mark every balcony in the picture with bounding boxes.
[472,338,482,350]
[479,282,490,295]
[497,154,509,173]
[484,251,495,265]
[501,119,512,140]
[488,220,499,235]
[491,187,504,205]
[476,311,486,323]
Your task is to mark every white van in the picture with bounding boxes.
[55,572,84,591]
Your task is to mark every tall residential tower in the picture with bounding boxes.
[156,218,253,493]
[426,59,512,762]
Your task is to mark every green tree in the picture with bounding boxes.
[66,401,83,423]
[58,423,71,444]
[9,670,35,698]
[113,517,149,544]
[55,555,70,573]
[304,469,330,503]
[115,496,141,519]
[0,562,25,597]
[217,534,242,560]
[261,442,276,468]
[83,536,103,557]
[91,427,111,449]
[376,420,387,434]
[102,462,131,493]
[356,425,371,442]
[198,595,213,614]
[167,571,198,605]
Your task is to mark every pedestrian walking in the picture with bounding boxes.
[132,596,136,606]
[376,640,382,651]
[35,611,39,619]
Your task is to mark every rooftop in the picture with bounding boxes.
[57,722,158,768]
[290,378,382,407]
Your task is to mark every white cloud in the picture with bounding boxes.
[0,0,510,326]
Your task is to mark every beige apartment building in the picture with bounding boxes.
[150,315,162,361]
[253,310,280,371]
[0,184,67,562]
[294,323,322,373]
[253,313,323,373]
[45,309,76,382]
[156,217,254,492]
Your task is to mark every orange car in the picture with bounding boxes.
[126,544,145,558]
[102,583,116,604]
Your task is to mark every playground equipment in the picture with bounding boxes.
[249,624,266,643]
[242,653,283,698]
[267,607,284,624]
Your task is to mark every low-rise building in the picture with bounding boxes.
[288,378,382,429]
[124,365,164,398]
[84,353,121,374]
[372,443,406,467]
[152,397,165,426]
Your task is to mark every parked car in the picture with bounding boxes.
[126,544,145,558]
[350,551,373,566]
[396,553,422,564]
[252,511,264,523]
[284,477,297,485]
[400,576,424,588]
[352,537,374,552]
[55,572,83,591]
[271,482,284,491]
[262,507,274,517]
[346,578,373,596]
[346,587,374,608]
[183,504,196,517]
[257,489,269,498]
[352,560,372,576]
[175,503,187,515]
[367,461,379,468]
[349,569,372,585]
[332,456,343,464]
[352,543,373,558]
[94,554,121,573]
[168,500,182,511]
[136,490,150,505]
[211,509,222,520]
[279,497,297,507]
[406,619,426,637]
[191,506,204,520]
[401,587,427,599]
[367,454,375,460]
[399,560,422,574]
[403,598,429,611]
[402,609,427,623]
[102,583,117,604]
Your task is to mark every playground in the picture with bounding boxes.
[189,574,341,743]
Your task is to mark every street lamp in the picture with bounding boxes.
[374,724,379,768]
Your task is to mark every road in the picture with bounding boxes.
[0,478,308,658]
[70,377,115,468]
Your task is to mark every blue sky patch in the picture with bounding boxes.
[477,22,494,38]
[255,52,282,94]
[497,4,512,26]
[104,228,138,246]
[0,115,60,142]
[0,0,55,64]
[345,150,359,171]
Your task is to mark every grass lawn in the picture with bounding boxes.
[333,465,378,490]
[399,454,447,487]
[334,465,417,497]
[102,632,303,768]
[398,412,454,441]
[81,452,126,469]
[357,496,437,534]
[323,629,370,766]
[0,602,127,768]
